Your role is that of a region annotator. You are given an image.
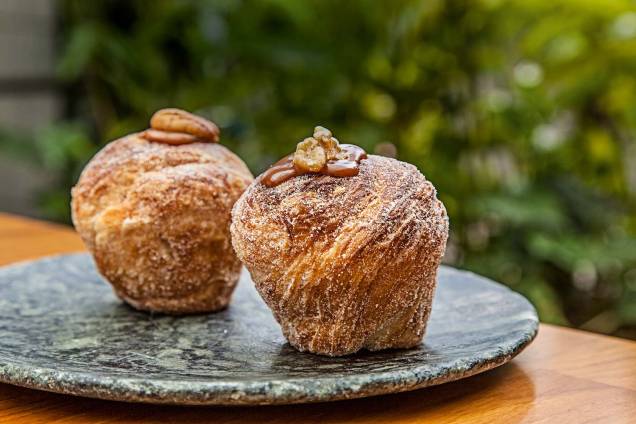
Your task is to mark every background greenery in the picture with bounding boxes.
[2,0,636,339]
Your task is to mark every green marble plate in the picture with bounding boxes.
[0,253,538,405]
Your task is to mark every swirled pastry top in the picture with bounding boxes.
[232,153,448,277]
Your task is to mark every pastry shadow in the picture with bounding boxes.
[268,341,439,370]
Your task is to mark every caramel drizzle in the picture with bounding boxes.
[260,144,367,187]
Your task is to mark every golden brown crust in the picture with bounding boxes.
[231,155,448,356]
[72,133,253,314]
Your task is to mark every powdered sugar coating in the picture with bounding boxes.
[231,155,448,356]
[72,133,253,314]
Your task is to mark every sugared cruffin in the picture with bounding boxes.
[231,154,448,356]
[72,109,253,314]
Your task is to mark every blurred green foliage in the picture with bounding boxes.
[4,0,636,338]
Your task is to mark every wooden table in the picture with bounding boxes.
[0,213,634,423]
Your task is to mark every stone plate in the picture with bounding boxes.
[0,253,538,405]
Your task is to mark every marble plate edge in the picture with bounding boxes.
[0,253,540,406]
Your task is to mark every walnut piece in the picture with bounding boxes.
[293,126,342,172]
[141,108,220,145]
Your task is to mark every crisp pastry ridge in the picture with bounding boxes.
[72,132,253,314]
[231,154,448,356]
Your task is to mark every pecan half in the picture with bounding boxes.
[140,108,220,145]
[294,137,328,172]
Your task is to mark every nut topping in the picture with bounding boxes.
[293,126,343,172]
[140,108,220,145]
[260,126,367,187]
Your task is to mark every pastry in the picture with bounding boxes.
[231,126,448,356]
[72,108,253,314]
